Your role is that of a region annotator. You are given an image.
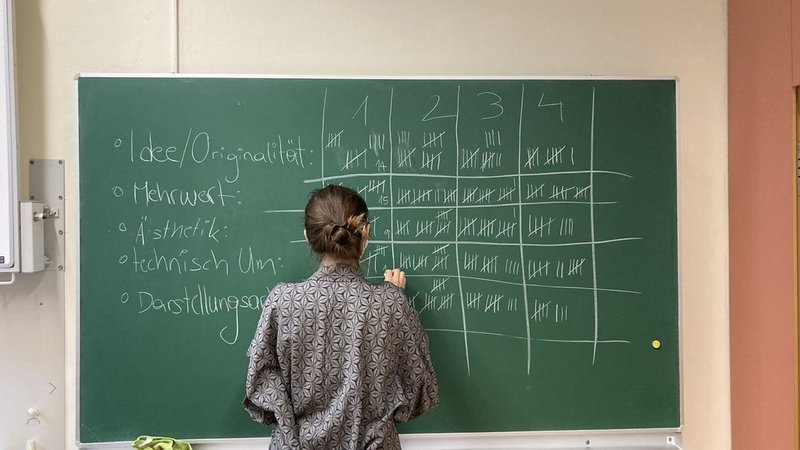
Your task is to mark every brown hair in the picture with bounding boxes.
[304,185,369,263]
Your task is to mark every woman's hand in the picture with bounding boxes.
[384,268,406,289]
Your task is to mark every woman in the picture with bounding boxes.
[244,185,439,449]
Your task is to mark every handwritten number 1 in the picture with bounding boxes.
[352,96,369,126]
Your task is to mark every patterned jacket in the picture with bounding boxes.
[244,263,439,449]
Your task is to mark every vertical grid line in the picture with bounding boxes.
[516,84,532,374]
[320,88,328,187]
[589,86,600,365]
[453,86,471,376]
[388,88,396,267]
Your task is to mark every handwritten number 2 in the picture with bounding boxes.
[422,94,457,122]
[422,92,503,122]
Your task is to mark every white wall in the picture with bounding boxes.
[0,1,728,449]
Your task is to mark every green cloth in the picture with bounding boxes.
[131,436,192,450]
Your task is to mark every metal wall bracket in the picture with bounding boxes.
[28,159,64,271]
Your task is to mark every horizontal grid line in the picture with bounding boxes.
[425,328,631,344]
[302,169,632,184]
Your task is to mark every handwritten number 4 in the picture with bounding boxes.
[538,92,564,123]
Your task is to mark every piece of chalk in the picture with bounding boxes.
[27,439,37,450]
[652,339,662,349]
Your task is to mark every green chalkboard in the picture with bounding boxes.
[78,76,679,443]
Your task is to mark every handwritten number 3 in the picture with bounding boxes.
[422,92,503,121]
[478,92,503,120]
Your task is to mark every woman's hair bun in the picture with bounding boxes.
[304,186,369,262]
[330,223,353,246]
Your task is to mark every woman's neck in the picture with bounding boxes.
[320,255,358,267]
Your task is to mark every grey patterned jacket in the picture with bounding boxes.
[244,263,439,449]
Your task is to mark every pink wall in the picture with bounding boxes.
[729,0,798,448]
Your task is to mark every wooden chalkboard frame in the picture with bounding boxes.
[75,74,683,448]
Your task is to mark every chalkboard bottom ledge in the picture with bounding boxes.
[78,429,683,450]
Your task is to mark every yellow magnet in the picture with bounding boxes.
[652,339,662,349]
